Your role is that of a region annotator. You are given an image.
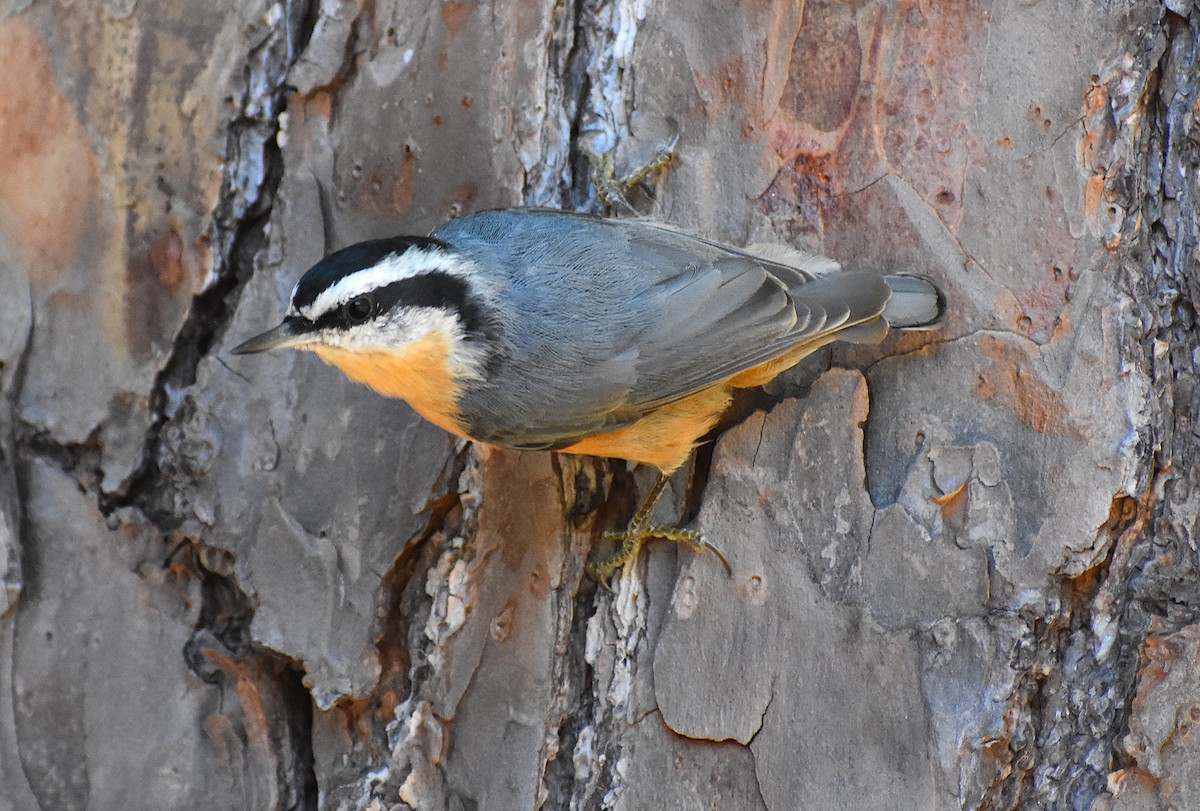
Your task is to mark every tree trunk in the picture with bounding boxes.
[0,1,1194,809]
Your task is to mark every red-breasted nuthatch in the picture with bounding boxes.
[233,208,943,580]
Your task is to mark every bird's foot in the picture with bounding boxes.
[580,124,680,215]
[587,522,730,590]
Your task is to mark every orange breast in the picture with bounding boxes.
[313,336,470,438]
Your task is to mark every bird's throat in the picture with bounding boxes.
[312,338,470,439]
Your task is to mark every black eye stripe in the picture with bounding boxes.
[306,270,491,338]
[374,274,467,317]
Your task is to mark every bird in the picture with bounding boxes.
[233,207,943,583]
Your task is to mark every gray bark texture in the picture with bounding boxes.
[0,1,1195,809]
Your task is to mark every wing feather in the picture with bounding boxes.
[622,268,889,412]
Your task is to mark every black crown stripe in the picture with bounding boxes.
[291,236,450,311]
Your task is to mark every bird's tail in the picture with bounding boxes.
[882,275,945,329]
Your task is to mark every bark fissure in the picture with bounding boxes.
[103,0,318,526]
[180,545,320,810]
[541,456,600,809]
[318,444,472,809]
[111,4,323,807]
[561,0,601,210]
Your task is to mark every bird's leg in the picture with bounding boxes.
[587,471,730,588]
[579,126,680,215]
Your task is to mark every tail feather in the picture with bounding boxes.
[882,274,944,329]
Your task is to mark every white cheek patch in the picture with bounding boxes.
[299,249,476,321]
[317,306,445,349]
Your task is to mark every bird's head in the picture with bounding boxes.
[232,237,496,432]
[233,236,491,356]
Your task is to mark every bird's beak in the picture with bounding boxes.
[231,317,310,355]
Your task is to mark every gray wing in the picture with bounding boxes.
[615,219,889,410]
[438,209,891,447]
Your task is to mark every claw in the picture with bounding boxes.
[586,472,732,586]
[586,526,646,589]
[643,525,732,576]
[580,125,680,215]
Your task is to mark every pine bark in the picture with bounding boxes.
[0,2,1195,809]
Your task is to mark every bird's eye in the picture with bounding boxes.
[344,295,374,324]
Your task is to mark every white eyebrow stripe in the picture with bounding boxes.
[298,249,475,320]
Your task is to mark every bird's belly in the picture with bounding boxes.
[559,385,733,473]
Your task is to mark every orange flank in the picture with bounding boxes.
[561,385,733,473]
[566,326,879,471]
[313,334,469,438]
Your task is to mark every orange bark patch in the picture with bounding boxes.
[391,146,417,215]
[692,55,752,123]
[151,228,185,292]
[125,226,186,357]
[439,2,471,36]
[1084,172,1106,221]
[0,20,100,287]
[974,335,1083,440]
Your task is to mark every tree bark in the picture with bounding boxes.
[0,1,1194,809]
